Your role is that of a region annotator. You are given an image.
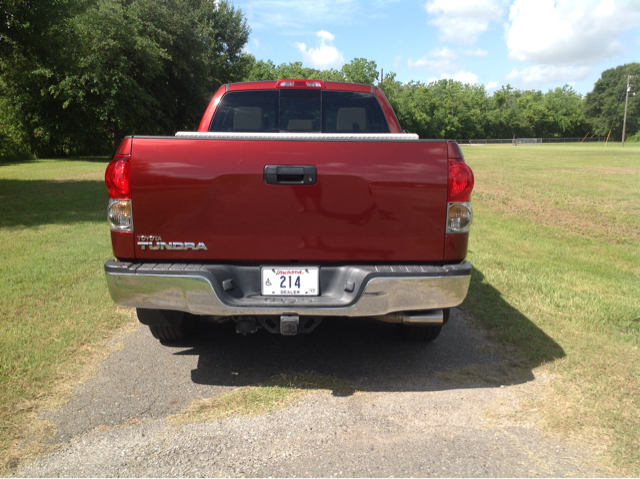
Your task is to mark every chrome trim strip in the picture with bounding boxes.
[105,270,470,317]
[174,132,419,141]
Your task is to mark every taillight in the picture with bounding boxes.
[105,154,133,232]
[448,158,474,202]
[447,144,474,235]
[105,154,131,199]
[276,79,325,88]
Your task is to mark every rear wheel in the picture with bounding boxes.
[397,324,442,341]
[148,314,198,342]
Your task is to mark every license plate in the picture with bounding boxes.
[261,267,319,296]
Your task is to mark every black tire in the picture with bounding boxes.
[396,308,449,342]
[148,314,198,342]
[397,324,442,341]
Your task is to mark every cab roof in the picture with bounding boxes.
[228,80,373,93]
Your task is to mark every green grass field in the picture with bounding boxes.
[462,143,640,473]
[0,144,639,473]
[0,159,134,471]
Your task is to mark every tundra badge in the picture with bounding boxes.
[136,236,208,251]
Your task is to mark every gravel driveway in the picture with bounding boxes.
[15,310,605,477]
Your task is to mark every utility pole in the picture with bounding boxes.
[622,74,633,147]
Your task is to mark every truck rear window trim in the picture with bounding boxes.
[208,90,391,134]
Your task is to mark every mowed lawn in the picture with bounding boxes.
[462,143,640,473]
[0,159,134,471]
[0,144,639,473]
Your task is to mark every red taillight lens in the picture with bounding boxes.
[105,154,131,199]
[448,158,474,202]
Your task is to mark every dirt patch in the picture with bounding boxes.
[170,373,360,425]
[584,166,640,175]
[474,184,639,243]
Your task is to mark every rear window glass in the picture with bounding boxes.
[322,92,389,133]
[209,90,390,133]
[280,89,322,132]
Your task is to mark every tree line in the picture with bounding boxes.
[248,59,639,143]
[1,0,251,159]
[1,1,638,161]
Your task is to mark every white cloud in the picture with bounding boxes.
[506,65,591,88]
[407,46,459,71]
[407,57,455,72]
[447,70,479,84]
[252,39,260,48]
[427,77,439,84]
[393,56,402,68]
[295,30,345,69]
[485,81,499,92]
[409,57,479,84]
[464,49,488,57]
[425,0,508,44]
[316,30,335,42]
[429,47,457,59]
[506,0,640,66]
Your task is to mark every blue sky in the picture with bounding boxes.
[234,0,640,95]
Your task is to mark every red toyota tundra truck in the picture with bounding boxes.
[104,79,474,342]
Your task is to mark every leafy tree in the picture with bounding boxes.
[244,58,379,85]
[486,86,530,138]
[381,77,430,136]
[584,63,640,140]
[382,77,588,140]
[0,0,81,156]
[0,90,34,161]
[245,57,599,140]
[542,85,589,137]
[341,58,378,84]
[56,0,252,152]
[245,59,324,81]
[3,7,635,160]
[485,85,588,139]
[381,75,489,139]
[1,0,252,156]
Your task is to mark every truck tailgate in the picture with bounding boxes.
[130,138,448,262]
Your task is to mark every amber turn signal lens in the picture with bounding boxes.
[108,199,133,232]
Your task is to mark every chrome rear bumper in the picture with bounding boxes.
[104,261,471,317]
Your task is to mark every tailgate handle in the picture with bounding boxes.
[264,165,317,185]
